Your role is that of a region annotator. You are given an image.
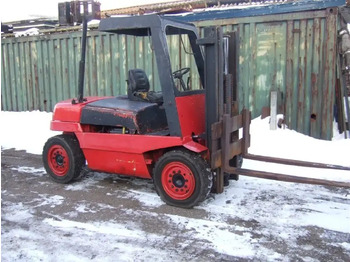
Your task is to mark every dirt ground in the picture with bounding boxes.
[1,148,350,261]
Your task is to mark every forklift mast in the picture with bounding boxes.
[197,27,244,192]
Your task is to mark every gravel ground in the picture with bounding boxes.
[1,148,350,261]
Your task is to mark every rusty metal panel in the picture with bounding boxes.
[1,31,159,112]
[195,8,338,140]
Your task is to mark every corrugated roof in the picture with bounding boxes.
[101,0,290,17]
[2,0,345,37]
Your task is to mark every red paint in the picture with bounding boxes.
[51,121,82,132]
[53,96,111,122]
[75,133,189,178]
[161,161,195,200]
[175,93,205,137]
[75,133,185,154]
[50,93,209,179]
[183,140,207,153]
[47,145,70,177]
[83,149,151,178]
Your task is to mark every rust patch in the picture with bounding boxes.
[311,73,317,85]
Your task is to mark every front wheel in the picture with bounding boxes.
[42,134,85,184]
[153,150,212,208]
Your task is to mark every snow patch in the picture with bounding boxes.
[2,202,33,223]
[11,166,46,176]
[34,195,64,208]
[44,218,154,240]
[64,173,109,191]
[165,213,256,258]
[1,111,60,155]
[124,189,163,207]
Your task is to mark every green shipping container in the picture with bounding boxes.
[0,5,341,140]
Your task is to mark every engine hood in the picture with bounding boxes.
[52,97,113,123]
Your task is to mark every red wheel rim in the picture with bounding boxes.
[161,162,195,200]
[47,145,69,176]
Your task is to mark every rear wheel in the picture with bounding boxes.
[43,134,85,184]
[153,150,212,208]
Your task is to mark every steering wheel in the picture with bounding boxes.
[172,67,190,91]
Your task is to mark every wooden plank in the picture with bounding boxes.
[1,44,10,110]
[321,10,337,140]
[297,19,307,133]
[85,35,92,96]
[215,168,225,194]
[90,35,98,96]
[7,43,16,110]
[31,41,40,110]
[285,20,294,128]
[36,40,45,111]
[9,42,19,111]
[17,42,26,111]
[25,41,34,110]
[211,121,222,140]
[42,40,51,111]
[303,19,314,135]
[96,35,104,96]
[120,35,127,95]
[211,149,222,169]
[227,140,243,160]
[54,39,63,102]
[310,18,322,138]
[104,34,112,96]
[110,34,120,95]
[249,22,258,115]
[68,35,77,99]
[242,109,251,154]
[49,40,57,109]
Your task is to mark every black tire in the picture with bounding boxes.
[42,134,85,184]
[153,150,213,208]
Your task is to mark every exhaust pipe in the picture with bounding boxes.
[73,16,88,104]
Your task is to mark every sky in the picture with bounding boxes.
[0,0,176,22]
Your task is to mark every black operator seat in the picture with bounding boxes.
[127,69,163,104]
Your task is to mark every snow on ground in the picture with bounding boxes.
[1,110,350,261]
[1,111,60,155]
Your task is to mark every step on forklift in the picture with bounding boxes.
[43,14,350,208]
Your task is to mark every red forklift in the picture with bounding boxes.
[43,15,350,208]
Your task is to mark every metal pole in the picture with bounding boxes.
[77,16,88,103]
[235,168,350,188]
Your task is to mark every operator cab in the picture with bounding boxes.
[81,15,205,138]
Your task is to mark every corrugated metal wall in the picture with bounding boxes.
[1,31,199,111]
[1,31,162,112]
[1,8,338,139]
[195,8,338,139]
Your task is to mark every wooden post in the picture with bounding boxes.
[270,91,278,130]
